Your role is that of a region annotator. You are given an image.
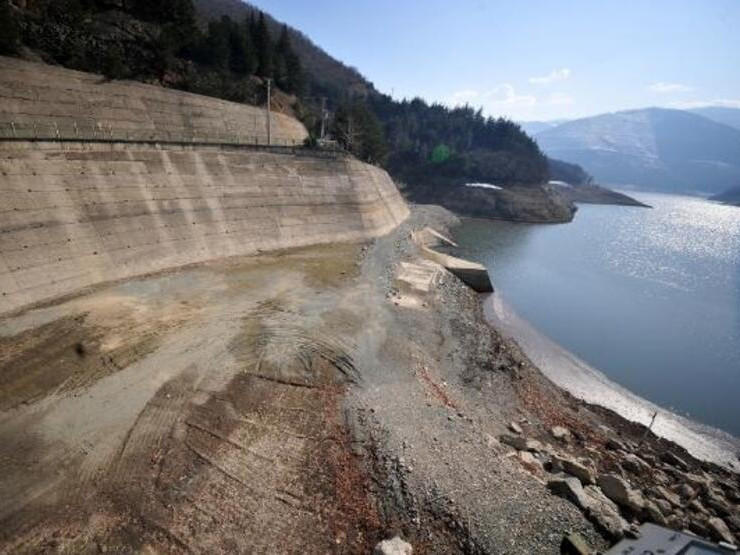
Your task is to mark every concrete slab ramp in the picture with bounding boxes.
[0,142,409,314]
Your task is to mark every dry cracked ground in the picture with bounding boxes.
[1,206,737,554]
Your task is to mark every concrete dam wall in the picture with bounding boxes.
[0,60,410,315]
[0,56,307,145]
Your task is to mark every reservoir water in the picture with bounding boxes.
[450,192,740,439]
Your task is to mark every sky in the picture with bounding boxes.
[248,0,740,122]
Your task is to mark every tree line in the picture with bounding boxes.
[4,0,303,102]
[3,0,551,186]
[323,94,548,185]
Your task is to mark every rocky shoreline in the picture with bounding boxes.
[355,205,739,551]
[400,181,648,225]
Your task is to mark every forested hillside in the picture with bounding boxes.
[3,0,556,188]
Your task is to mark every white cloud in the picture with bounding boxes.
[548,92,575,106]
[668,98,740,109]
[448,84,536,109]
[447,84,580,120]
[648,82,693,93]
[529,68,571,85]
[487,84,538,107]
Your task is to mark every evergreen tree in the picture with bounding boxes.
[254,12,273,77]
[204,17,230,71]
[331,101,387,164]
[240,16,258,75]
[275,24,303,94]
[0,0,19,55]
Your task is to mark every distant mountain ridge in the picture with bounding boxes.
[534,107,740,195]
[689,107,740,131]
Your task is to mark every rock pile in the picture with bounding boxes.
[499,426,739,544]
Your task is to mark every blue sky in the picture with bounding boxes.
[249,0,740,121]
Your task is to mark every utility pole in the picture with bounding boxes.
[266,77,272,146]
[319,96,327,141]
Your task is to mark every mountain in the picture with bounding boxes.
[689,107,740,131]
[535,108,740,195]
[191,0,375,100]
[518,119,568,137]
[710,186,740,206]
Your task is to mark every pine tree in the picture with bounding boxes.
[331,102,387,164]
[254,12,273,78]
[275,24,303,94]
[204,18,230,70]
[241,15,258,75]
[0,0,19,55]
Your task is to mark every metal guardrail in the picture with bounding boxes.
[0,120,302,147]
[0,120,349,159]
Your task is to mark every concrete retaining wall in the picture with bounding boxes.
[0,56,307,145]
[0,141,409,314]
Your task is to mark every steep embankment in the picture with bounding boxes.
[0,56,306,144]
[0,59,409,315]
[402,183,577,223]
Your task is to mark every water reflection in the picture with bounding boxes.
[451,192,740,438]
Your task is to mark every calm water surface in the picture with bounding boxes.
[451,192,740,437]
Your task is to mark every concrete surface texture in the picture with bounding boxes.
[0,141,409,315]
[0,56,308,145]
[412,227,493,292]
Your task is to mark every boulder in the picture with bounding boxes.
[654,498,673,516]
[560,532,592,555]
[551,426,571,441]
[547,477,628,539]
[508,421,523,434]
[555,456,596,485]
[548,477,590,510]
[688,498,708,515]
[689,518,711,538]
[644,500,667,526]
[666,513,687,530]
[661,451,689,471]
[678,483,696,499]
[684,472,711,492]
[621,453,651,475]
[704,489,731,517]
[500,434,543,452]
[518,450,544,472]
[655,485,682,507]
[707,517,736,545]
[606,437,629,452]
[597,473,645,513]
[374,537,413,555]
[726,514,740,534]
[583,485,630,539]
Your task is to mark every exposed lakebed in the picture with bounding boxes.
[448,192,740,443]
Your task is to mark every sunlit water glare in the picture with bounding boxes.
[450,192,740,437]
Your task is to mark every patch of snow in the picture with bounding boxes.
[466,183,502,190]
[548,180,572,188]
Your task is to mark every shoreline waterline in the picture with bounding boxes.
[483,290,740,471]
